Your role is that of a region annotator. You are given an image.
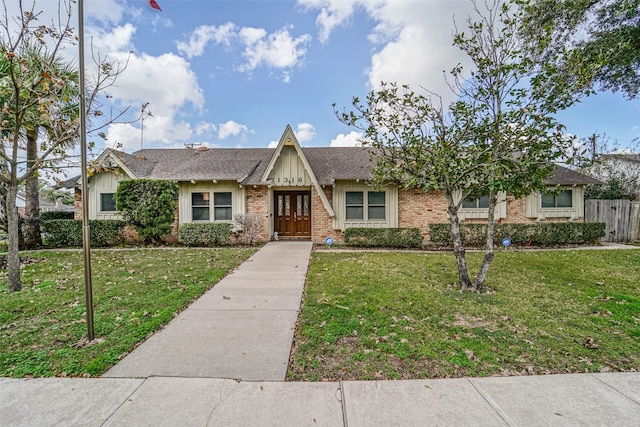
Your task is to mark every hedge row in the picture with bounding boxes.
[41,219,127,247]
[40,210,74,221]
[428,222,606,247]
[344,227,423,248]
[178,223,232,247]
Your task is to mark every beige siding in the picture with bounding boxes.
[333,181,398,230]
[526,187,584,219]
[455,191,507,220]
[88,171,128,220]
[267,145,312,187]
[178,181,244,225]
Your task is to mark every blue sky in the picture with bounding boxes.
[69,0,640,153]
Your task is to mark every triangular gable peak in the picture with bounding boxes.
[93,148,136,179]
[261,125,335,217]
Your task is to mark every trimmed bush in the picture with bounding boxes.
[344,227,423,248]
[178,223,232,247]
[114,179,179,243]
[40,210,74,221]
[41,219,126,247]
[428,222,606,247]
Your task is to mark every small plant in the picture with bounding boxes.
[234,213,265,245]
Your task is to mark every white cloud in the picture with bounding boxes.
[300,0,475,103]
[294,123,317,143]
[297,0,361,43]
[238,26,311,79]
[176,22,237,58]
[268,140,279,148]
[218,120,249,141]
[88,23,136,53]
[330,131,362,147]
[104,51,204,114]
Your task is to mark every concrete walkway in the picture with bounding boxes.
[104,240,312,381]
[1,373,639,426]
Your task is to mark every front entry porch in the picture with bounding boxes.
[274,191,311,239]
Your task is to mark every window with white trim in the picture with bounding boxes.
[541,190,572,208]
[345,191,385,221]
[192,192,210,221]
[191,191,233,221]
[461,195,489,209]
[100,193,117,212]
[213,192,232,220]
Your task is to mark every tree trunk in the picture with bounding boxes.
[6,185,22,291]
[23,128,42,249]
[445,193,472,289]
[473,192,498,290]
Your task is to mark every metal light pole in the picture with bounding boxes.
[78,0,95,341]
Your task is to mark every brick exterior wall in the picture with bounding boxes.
[311,186,343,243]
[397,188,450,240]
[244,186,270,242]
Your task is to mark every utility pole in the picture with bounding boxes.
[141,102,152,150]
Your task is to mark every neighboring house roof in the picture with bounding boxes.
[598,153,640,165]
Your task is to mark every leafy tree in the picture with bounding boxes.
[336,1,584,291]
[522,0,640,98]
[114,179,179,244]
[1,0,134,291]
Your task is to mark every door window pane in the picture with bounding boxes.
[285,195,290,216]
[278,195,283,216]
[303,195,309,216]
[296,195,302,216]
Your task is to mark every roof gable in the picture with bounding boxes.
[261,125,335,217]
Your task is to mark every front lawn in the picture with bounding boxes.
[288,249,640,381]
[0,247,256,377]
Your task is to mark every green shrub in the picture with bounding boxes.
[40,210,74,221]
[114,179,179,243]
[41,220,126,247]
[344,227,423,248]
[428,222,606,247]
[178,223,232,247]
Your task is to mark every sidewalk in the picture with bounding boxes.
[1,241,639,426]
[104,240,312,381]
[1,372,639,426]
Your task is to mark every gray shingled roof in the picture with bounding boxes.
[82,147,598,186]
[545,165,603,186]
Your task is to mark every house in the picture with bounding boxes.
[63,125,602,243]
[582,153,640,199]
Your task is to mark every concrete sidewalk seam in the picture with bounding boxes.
[467,378,515,426]
[100,378,147,427]
[590,373,640,406]
[338,381,349,427]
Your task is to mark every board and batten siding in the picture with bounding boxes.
[267,145,312,187]
[333,181,398,230]
[526,187,584,219]
[88,171,128,220]
[455,190,508,220]
[178,181,245,224]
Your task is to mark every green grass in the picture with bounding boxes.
[288,249,640,381]
[0,247,256,377]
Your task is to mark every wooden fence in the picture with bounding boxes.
[585,199,640,243]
